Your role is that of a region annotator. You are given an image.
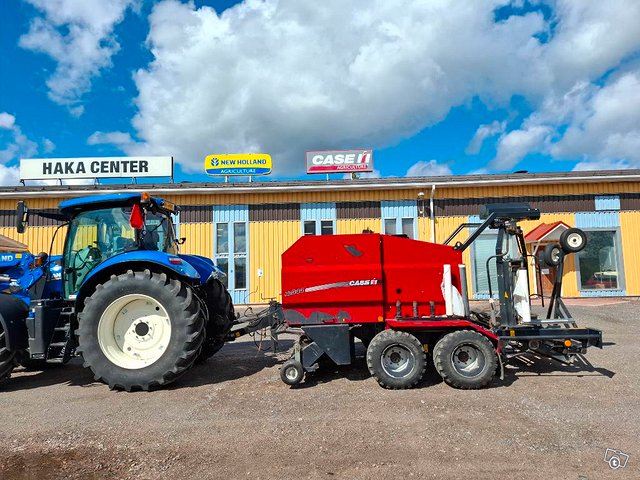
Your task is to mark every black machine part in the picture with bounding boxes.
[0,294,29,351]
[25,299,65,360]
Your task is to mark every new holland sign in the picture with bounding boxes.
[20,156,173,180]
[204,154,272,176]
[305,149,373,174]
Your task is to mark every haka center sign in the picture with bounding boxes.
[20,156,173,180]
[204,153,272,176]
[306,149,373,174]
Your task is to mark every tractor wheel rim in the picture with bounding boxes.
[451,343,485,378]
[381,344,415,378]
[97,294,171,370]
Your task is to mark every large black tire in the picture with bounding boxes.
[366,330,426,389]
[433,330,497,389]
[197,279,235,362]
[77,270,204,391]
[0,322,17,384]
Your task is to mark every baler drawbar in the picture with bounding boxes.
[275,203,603,389]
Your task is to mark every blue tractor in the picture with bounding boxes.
[0,192,236,390]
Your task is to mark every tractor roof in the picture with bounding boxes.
[59,192,173,217]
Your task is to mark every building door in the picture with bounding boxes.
[213,205,249,305]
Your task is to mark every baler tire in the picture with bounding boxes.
[542,243,563,267]
[433,330,497,389]
[0,323,17,384]
[77,270,204,391]
[559,228,587,253]
[366,330,426,389]
[196,281,235,362]
[280,359,304,386]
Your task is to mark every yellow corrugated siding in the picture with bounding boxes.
[620,212,640,295]
[179,223,212,257]
[1,226,66,255]
[336,218,380,235]
[433,216,472,291]
[416,216,432,242]
[249,221,300,303]
[437,181,640,199]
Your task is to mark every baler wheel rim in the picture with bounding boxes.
[280,359,304,386]
[366,330,426,389]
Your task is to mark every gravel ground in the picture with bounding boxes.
[0,299,638,480]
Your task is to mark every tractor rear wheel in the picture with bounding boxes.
[433,330,497,389]
[0,322,17,383]
[366,330,426,389]
[196,279,235,362]
[77,270,204,391]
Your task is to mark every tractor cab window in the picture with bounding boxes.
[63,207,177,296]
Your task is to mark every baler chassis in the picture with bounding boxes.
[277,203,604,389]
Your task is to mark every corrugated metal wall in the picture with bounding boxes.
[620,212,640,295]
[248,220,300,303]
[179,223,212,257]
[336,218,380,234]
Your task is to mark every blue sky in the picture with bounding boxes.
[1,0,640,185]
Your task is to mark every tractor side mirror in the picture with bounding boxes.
[16,201,29,234]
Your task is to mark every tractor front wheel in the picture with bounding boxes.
[366,330,426,389]
[0,322,17,383]
[433,330,497,389]
[77,270,204,391]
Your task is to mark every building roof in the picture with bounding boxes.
[2,169,640,199]
[525,221,570,243]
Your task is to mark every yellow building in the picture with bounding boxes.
[1,169,639,303]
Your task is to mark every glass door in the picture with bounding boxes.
[214,220,248,304]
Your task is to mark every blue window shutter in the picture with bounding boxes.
[213,205,249,223]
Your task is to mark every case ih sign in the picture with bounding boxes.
[20,156,173,180]
[305,149,373,174]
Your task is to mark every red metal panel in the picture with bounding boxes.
[281,233,385,323]
[281,233,463,324]
[380,235,462,318]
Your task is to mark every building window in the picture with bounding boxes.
[383,217,415,238]
[303,219,335,235]
[303,220,316,236]
[401,218,414,238]
[578,230,622,290]
[320,220,334,235]
[384,218,396,235]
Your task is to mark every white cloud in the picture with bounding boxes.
[0,112,39,185]
[42,138,56,153]
[76,0,640,175]
[123,0,554,175]
[87,130,136,149]
[19,0,136,110]
[572,159,632,171]
[465,120,506,155]
[406,160,452,177]
[491,126,552,171]
[0,113,16,130]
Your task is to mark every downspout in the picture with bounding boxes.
[430,184,436,243]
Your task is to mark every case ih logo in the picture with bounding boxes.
[306,149,373,174]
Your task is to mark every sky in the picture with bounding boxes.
[1,0,640,185]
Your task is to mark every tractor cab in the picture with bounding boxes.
[58,192,178,296]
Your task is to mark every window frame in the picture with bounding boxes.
[575,227,625,292]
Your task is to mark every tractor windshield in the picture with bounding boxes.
[63,207,177,296]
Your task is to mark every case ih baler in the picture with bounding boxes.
[277,203,603,389]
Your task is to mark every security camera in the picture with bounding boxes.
[418,191,425,198]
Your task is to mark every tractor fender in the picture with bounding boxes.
[82,251,200,288]
[0,293,29,350]
[75,252,201,310]
[179,254,224,281]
